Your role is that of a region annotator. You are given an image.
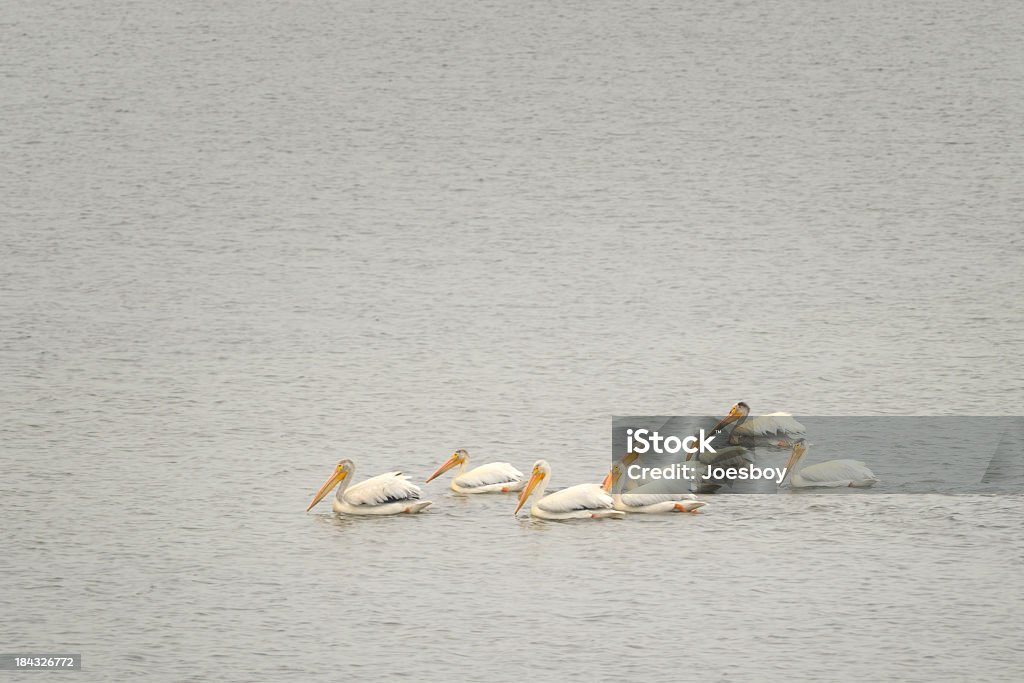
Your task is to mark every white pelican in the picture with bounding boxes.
[425,449,525,493]
[306,459,432,515]
[780,440,879,489]
[514,460,624,520]
[601,457,706,513]
[708,402,806,448]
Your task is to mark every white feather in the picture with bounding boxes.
[535,483,614,514]
[733,413,806,436]
[796,460,878,487]
[618,492,695,508]
[453,462,524,488]
[694,445,751,467]
[342,472,422,506]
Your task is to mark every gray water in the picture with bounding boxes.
[2,0,1023,680]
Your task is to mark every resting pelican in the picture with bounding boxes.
[780,440,879,488]
[425,449,525,493]
[514,460,624,520]
[708,402,806,448]
[684,444,752,492]
[601,458,706,513]
[306,459,432,515]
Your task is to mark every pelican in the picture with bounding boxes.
[601,456,706,513]
[708,402,806,448]
[684,443,752,492]
[780,440,879,488]
[425,449,525,493]
[306,459,432,515]
[514,460,624,520]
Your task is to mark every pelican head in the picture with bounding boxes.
[707,401,750,436]
[692,403,750,461]
[306,459,354,511]
[781,439,807,484]
[425,449,469,483]
[514,459,550,515]
[601,462,625,491]
[601,452,638,490]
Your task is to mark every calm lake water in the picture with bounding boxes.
[2,0,1022,680]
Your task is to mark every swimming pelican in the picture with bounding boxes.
[425,449,525,493]
[780,440,879,488]
[708,402,806,448]
[514,460,624,520]
[684,443,752,492]
[306,459,432,515]
[601,457,706,513]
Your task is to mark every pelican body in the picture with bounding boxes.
[307,459,432,515]
[425,449,525,493]
[514,460,624,520]
[709,402,806,448]
[781,440,879,489]
[602,456,706,513]
[685,444,754,492]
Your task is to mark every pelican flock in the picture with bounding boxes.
[305,402,879,520]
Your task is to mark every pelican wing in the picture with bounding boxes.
[453,462,524,488]
[619,492,692,508]
[624,479,697,499]
[799,459,877,485]
[733,413,806,436]
[344,472,422,506]
[696,445,752,467]
[536,483,614,513]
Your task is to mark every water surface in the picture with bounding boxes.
[2,0,1023,680]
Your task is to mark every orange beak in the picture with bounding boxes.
[780,442,806,486]
[709,406,742,435]
[425,453,462,483]
[306,467,348,511]
[696,409,742,460]
[514,470,545,515]
[601,466,623,492]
